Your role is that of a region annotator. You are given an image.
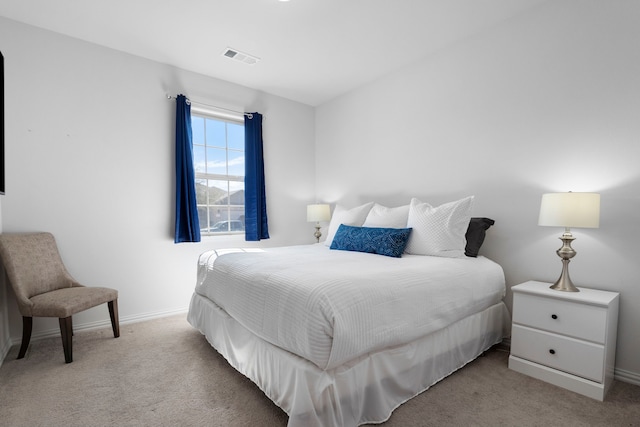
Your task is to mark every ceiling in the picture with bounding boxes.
[0,0,548,106]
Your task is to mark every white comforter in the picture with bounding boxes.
[193,245,505,370]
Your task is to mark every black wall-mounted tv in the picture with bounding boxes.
[1,50,4,195]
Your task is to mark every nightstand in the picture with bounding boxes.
[508,280,619,401]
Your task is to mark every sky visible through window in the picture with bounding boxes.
[191,114,245,233]
[192,116,244,185]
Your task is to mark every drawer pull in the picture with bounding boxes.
[551,314,558,320]
[549,349,556,355]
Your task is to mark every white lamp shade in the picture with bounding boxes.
[538,192,600,228]
[307,204,331,222]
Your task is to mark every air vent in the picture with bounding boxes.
[222,48,260,65]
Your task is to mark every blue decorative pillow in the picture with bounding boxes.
[330,225,413,258]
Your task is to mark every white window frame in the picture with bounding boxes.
[191,106,245,236]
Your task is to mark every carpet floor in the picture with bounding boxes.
[0,314,638,426]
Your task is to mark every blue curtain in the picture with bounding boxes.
[244,112,269,241]
[174,94,201,243]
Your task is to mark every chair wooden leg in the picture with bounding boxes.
[108,299,120,338]
[17,316,33,359]
[59,316,73,363]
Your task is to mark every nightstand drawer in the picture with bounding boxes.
[513,293,607,343]
[511,325,605,383]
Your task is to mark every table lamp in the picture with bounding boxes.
[538,192,600,292]
[307,204,331,243]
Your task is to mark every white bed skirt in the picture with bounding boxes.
[188,293,511,427]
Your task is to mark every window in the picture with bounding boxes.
[191,111,245,235]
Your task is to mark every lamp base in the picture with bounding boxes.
[549,259,579,292]
[313,225,322,243]
[549,230,580,292]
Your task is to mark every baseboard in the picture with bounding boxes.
[614,367,640,386]
[9,306,189,346]
[497,337,511,352]
[0,335,11,369]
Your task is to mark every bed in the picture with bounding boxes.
[187,198,510,426]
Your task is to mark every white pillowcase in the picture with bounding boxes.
[362,203,410,228]
[404,196,474,257]
[324,202,375,246]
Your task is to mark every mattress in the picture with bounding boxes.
[193,244,506,370]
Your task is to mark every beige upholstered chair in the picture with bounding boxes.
[0,232,119,363]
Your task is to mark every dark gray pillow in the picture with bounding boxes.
[465,218,495,257]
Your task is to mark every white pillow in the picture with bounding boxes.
[404,196,474,257]
[324,202,375,246]
[362,203,410,228]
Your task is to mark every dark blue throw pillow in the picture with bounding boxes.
[330,224,412,258]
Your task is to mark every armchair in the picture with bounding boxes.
[0,232,119,363]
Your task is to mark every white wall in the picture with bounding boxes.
[0,17,316,343]
[316,0,640,381]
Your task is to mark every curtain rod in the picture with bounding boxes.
[166,94,252,118]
